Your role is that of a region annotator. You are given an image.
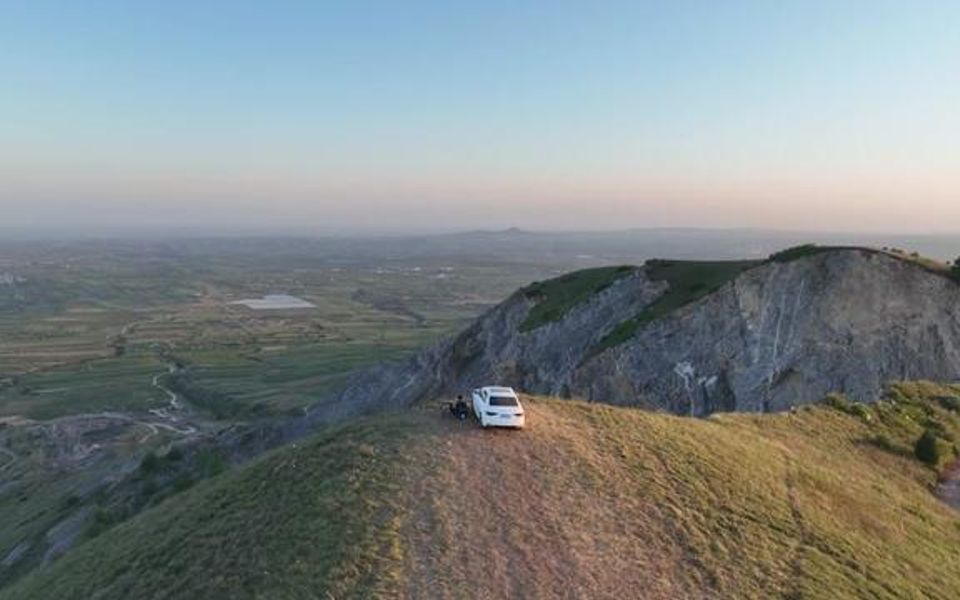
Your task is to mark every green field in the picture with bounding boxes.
[0,240,567,421]
[0,355,168,420]
[169,341,423,417]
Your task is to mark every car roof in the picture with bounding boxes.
[482,386,517,396]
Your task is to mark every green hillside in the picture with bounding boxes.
[4,383,960,599]
[520,265,637,331]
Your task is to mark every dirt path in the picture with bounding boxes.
[937,459,960,510]
[398,402,696,599]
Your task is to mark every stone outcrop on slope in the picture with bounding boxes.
[313,249,960,420]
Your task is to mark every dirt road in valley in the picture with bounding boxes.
[398,402,698,600]
[146,370,196,435]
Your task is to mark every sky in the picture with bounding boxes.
[1,1,958,234]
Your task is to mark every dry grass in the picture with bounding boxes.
[5,385,960,599]
[397,390,960,599]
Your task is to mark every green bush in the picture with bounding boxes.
[139,451,161,474]
[196,449,227,478]
[822,393,873,421]
[914,429,941,466]
[951,257,960,282]
[936,395,960,412]
[848,403,873,422]
[172,473,195,492]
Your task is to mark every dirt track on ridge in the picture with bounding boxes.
[398,401,698,600]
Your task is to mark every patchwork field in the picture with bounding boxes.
[0,238,573,421]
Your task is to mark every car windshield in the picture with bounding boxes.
[489,395,518,407]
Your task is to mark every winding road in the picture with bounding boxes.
[145,370,196,436]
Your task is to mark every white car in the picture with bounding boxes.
[471,386,525,429]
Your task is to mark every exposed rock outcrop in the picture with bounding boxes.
[312,248,960,420]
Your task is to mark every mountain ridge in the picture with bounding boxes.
[313,246,960,423]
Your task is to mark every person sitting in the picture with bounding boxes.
[450,394,468,420]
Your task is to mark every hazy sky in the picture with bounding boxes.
[2,1,958,234]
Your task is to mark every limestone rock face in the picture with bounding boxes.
[314,249,960,421]
[578,250,960,414]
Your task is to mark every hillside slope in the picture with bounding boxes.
[322,248,960,419]
[5,382,960,599]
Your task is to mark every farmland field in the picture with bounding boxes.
[0,234,603,587]
[0,236,599,421]
[3,232,960,592]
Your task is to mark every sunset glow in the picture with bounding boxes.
[2,1,958,233]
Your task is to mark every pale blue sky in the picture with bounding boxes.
[1,1,958,233]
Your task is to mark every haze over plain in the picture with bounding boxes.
[2,1,958,235]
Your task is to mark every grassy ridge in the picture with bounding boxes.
[595,258,760,351]
[594,246,956,353]
[5,382,960,598]
[2,413,426,599]
[519,265,637,332]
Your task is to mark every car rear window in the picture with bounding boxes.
[489,395,518,407]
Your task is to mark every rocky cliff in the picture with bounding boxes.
[312,248,960,419]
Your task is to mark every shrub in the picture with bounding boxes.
[139,451,160,474]
[172,474,195,492]
[848,403,873,422]
[936,395,960,412]
[914,429,941,466]
[141,480,160,500]
[823,392,853,412]
[822,392,873,419]
[197,449,227,478]
[84,507,121,540]
[951,257,960,282]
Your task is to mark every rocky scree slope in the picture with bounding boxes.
[317,248,960,418]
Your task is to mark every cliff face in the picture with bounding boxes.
[578,250,960,414]
[313,249,960,421]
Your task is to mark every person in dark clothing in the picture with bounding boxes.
[450,394,469,420]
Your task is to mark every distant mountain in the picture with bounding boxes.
[319,247,960,419]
